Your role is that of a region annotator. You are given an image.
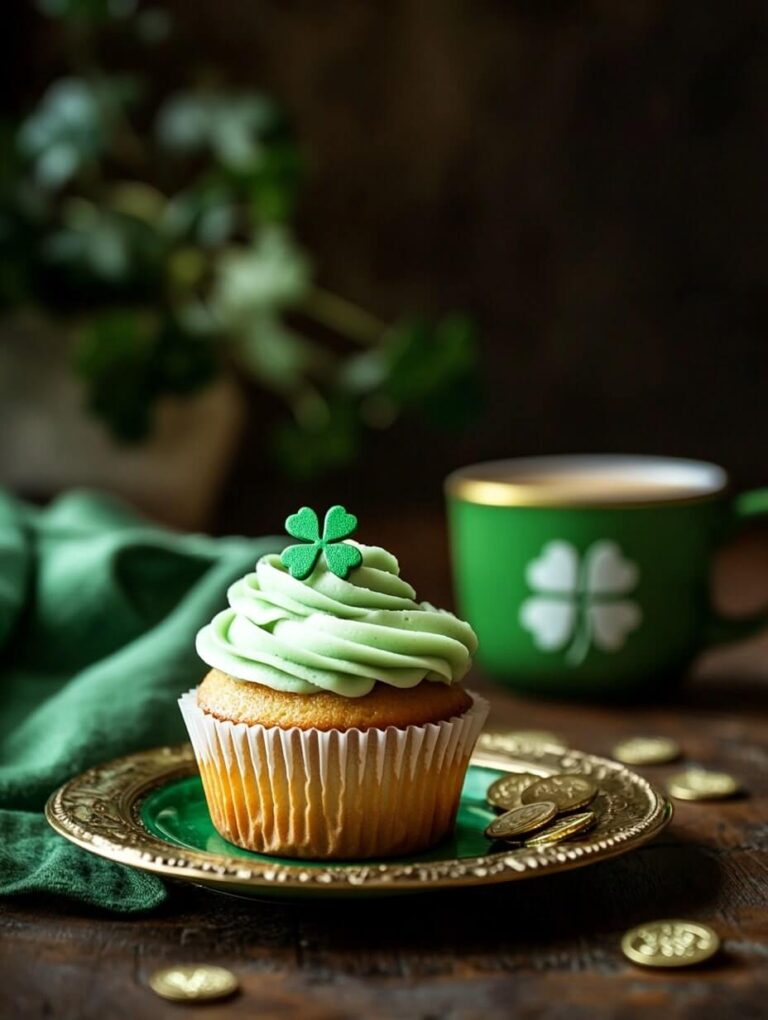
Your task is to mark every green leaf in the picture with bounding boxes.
[238,316,317,391]
[41,199,166,303]
[339,349,388,393]
[285,507,320,543]
[163,182,238,247]
[156,92,279,172]
[211,228,311,326]
[323,542,362,579]
[157,94,301,224]
[34,143,80,188]
[281,543,321,580]
[19,77,138,189]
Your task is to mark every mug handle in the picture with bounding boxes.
[706,487,768,645]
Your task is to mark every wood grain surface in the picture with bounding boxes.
[1,518,767,1019]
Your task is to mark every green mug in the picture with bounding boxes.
[446,455,768,698]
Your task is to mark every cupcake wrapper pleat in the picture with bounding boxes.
[179,689,489,859]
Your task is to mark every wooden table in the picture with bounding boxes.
[1,519,767,1019]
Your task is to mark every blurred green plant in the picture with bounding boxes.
[2,1,481,477]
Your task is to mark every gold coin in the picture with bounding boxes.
[486,772,540,810]
[149,964,239,1002]
[521,774,598,812]
[612,736,681,766]
[621,920,720,968]
[524,810,596,846]
[506,729,565,747]
[484,801,557,841]
[667,768,741,801]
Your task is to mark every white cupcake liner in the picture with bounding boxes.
[179,688,488,859]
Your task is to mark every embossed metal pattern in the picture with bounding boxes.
[45,733,672,893]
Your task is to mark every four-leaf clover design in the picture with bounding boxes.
[519,540,642,665]
[280,505,363,580]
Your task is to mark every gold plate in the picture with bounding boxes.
[45,732,672,898]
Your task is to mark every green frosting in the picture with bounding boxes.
[195,541,478,697]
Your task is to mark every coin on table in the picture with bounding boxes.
[521,774,598,813]
[667,768,741,801]
[524,810,596,847]
[149,964,239,1002]
[621,920,720,968]
[484,801,557,841]
[612,736,681,766]
[486,772,539,810]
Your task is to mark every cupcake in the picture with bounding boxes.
[180,505,487,859]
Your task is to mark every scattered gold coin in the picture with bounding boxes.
[667,768,741,801]
[486,772,540,811]
[506,730,565,747]
[524,810,596,847]
[621,920,720,968]
[612,736,681,766]
[521,774,598,813]
[148,964,239,1002]
[484,801,557,841]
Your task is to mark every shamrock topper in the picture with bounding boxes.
[280,505,363,580]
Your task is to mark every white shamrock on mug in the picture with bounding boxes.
[519,540,642,665]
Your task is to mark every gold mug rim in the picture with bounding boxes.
[445,454,731,509]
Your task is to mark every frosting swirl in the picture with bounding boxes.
[195,541,477,697]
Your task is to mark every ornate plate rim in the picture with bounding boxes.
[45,733,672,892]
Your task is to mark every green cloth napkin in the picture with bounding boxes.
[0,489,279,912]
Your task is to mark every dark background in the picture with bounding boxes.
[7,0,768,531]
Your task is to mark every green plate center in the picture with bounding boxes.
[141,764,505,867]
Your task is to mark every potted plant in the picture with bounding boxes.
[1,0,480,527]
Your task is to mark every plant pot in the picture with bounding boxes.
[0,322,246,530]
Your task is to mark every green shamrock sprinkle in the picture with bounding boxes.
[281,505,363,580]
